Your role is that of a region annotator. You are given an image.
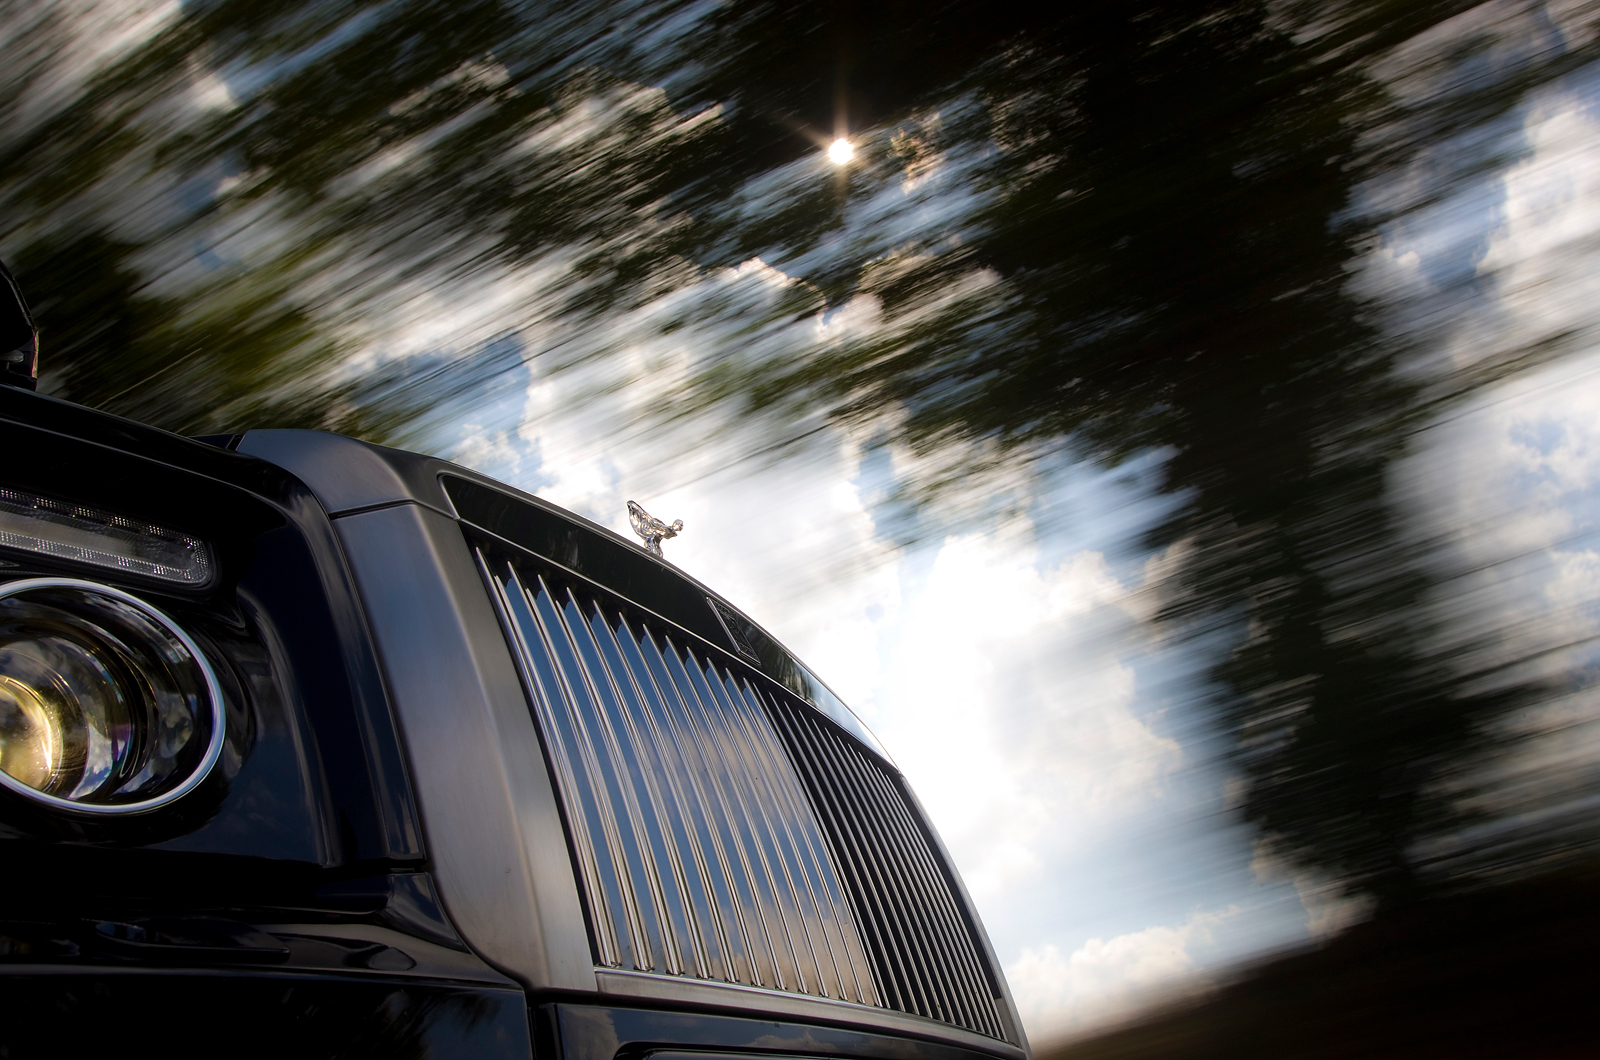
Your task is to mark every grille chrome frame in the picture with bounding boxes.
[478,542,1011,1041]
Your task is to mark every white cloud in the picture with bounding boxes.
[1006,907,1236,1039]
[870,533,1181,902]
[1382,70,1600,867]
[1403,79,1600,676]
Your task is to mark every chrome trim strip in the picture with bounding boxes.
[0,576,226,815]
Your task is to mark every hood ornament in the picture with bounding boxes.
[627,500,682,558]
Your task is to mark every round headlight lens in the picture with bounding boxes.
[0,578,224,813]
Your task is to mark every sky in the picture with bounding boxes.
[12,0,1600,1041]
[342,49,1599,1038]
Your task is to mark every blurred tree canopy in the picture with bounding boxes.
[2,0,1595,907]
[677,0,1600,905]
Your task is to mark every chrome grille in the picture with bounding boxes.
[478,544,1008,1040]
[481,549,877,1004]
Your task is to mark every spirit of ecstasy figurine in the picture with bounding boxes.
[627,500,682,557]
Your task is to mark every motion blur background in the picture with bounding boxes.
[5,0,1600,1053]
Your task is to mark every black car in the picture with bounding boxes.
[0,267,1028,1059]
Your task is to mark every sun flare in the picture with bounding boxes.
[828,138,854,165]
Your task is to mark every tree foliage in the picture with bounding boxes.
[2,0,1594,905]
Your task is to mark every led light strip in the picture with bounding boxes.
[0,488,211,585]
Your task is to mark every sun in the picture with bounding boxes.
[828,138,854,165]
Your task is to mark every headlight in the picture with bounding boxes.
[0,578,224,814]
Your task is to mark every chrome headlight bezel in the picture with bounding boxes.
[0,576,226,815]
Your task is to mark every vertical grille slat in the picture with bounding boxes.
[631,618,761,984]
[567,590,691,975]
[657,634,785,988]
[826,726,966,1025]
[530,575,662,970]
[788,704,942,1019]
[763,695,912,1012]
[865,752,1004,1026]
[477,545,1007,1041]
[697,664,814,992]
[485,561,625,967]
[601,611,717,976]
[764,694,1009,1041]
[584,603,707,977]
[724,673,860,1002]
[856,746,979,1029]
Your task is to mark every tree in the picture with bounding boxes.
[3,0,1591,905]
[669,0,1597,904]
